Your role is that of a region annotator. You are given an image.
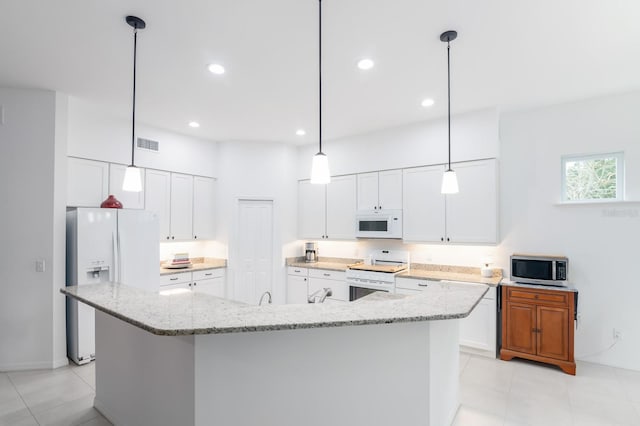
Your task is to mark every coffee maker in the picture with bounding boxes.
[305,242,318,263]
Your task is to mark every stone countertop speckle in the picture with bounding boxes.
[160,258,227,276]
[60,281,488,336]
[397,269,502,286]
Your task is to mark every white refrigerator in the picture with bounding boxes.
[66,208,159,365]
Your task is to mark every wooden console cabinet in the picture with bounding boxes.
[500,285,576,375]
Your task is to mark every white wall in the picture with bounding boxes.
[67,97,218,177]
[0,88,67,370]
[297,108,499,179]
[215,141,299,304]
[498,91,640,370]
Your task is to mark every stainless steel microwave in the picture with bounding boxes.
[510,254,568,286]
[355,210,402,239]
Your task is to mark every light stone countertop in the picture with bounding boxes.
[160,257,227,276]
[501,280,578,292]
[60,281,489,336]
[286,256,363,272]
[397,269,502,286]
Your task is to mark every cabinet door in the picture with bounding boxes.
[67,157,109,207]
[504,302,537,355]
[145,169,171,241]
[445,159,497,243]
[192,176,216,240]
[298,180,326,239]
[460,297,496,353]
[357,172,379,210]
[402,166,445,242]
[378,169,403,210]
[170,173,194,240]
[193,277,225,298]
[158,282,191,296]
[109,163,145,209]
[287,275,309,304]
[537,306,569,361]
[326,175,357,240]
[395,287,420,296]
[308,278,349,302]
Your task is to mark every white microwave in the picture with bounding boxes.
[355,210,402,239]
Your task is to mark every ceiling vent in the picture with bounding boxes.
[137,137,159,152]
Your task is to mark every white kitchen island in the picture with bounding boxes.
[61,281,488,426]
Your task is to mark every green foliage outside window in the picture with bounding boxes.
[564,156,618,201]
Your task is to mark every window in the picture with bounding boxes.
[561,152,624,202]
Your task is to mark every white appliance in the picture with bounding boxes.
[66,208,159,364]
[346,250,409,300]
[355,210,402,239]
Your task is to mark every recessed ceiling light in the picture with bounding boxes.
[188,121,200,128]
[207,63,225,75]
[421,98,435,107]
[357,58,375,70]
[296,129,306,136]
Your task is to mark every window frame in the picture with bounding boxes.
[560,152,624,203]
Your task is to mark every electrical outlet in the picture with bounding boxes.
[613,328,623,341]
[35,259,45,273]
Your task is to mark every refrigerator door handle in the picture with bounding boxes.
[117,230,122,283]
[112,231,119,283]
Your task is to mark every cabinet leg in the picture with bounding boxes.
[559,363,576,376]
[499,351,515,361]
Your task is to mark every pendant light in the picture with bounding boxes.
[310,0,330,184]
[122,16,146,192]
[440,30,459,194]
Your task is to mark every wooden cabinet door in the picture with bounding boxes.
[298,180,326,239]
[170,173,194,240]
[402,166,445,242]
[378,169,403,210]
[537,306,569,361]
[445,159,497,243]
[145,169,171,241]
[504,302,537,355]
[192,176,216,240]
[325,175,357,240]
[357,172,379,210]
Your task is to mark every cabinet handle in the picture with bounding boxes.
[531,328,536,333]
[534,295,539,299]
[193,282,197,286]
[194,235,197,239]
[418,283,428,287]
[379,205,382,210]
[188,283,192,287]
[447,237,450,242]
[171,236,175,240]
[170,277,178,281]
[166,236,170,240]
[294,269,301,273]
[323,273,330,277]
[441,237,444,242]
[204,273,213,276]
[374,206,377,210]
[304,278,307,281]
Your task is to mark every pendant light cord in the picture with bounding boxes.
[446,39,451,171]
[318,0,323,154]
[131,26,138,167]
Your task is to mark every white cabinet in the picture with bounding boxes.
[109,163,145,209]
[67,157,109,207]
[459,285,497,358]
[287,275,309,304]
[169,173,194,241]
[357,169,402,211]
[298,175,357,240]
[159,271,192,287]
[395,276,497,358]
[192,176,216,240]
[145,169,172,241]
[193,269,225,298]
[402,159,497,244]
[287,267,349,303]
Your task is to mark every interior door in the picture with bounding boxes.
[536,306,569,360]
[235,200,273,304]
[504,302,536,355]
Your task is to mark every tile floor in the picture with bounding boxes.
[1,354,640,425]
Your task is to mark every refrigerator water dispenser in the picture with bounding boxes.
[86,267,111,283]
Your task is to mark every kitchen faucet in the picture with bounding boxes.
[259,291,272,306]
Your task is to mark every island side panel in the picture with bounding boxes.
[194,321,457,426]
[428,319,460,426]
[94,311,196,426]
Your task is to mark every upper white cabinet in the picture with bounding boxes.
[108,163,145,209]
[67,157,109,207]
[357,170,402,211]
[298,175,357,240]
[145,169,171,240]
[192,176,216,240]
[170,173,194,241]
[402,159,497,244]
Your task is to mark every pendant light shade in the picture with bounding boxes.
[310,0,330,184]
[440,30,459,195]
[123,15,146,193]
[311,152,330,184]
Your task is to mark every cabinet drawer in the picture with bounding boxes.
[160,272,192,286]
[308,269,346,281]
[508,288,567,305]
[395,277,436,291]
[193,268,225,281]
[287,266,309,277]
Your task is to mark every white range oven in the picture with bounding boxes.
[346,250,409,301]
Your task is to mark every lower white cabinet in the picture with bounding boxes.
[395,277,497,357]
[159,269,226,298]
[287,267,349,303]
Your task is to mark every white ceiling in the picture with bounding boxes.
[1,0,639,144]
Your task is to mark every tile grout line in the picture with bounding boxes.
[6,373,42,426]
[70,364,96,391]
